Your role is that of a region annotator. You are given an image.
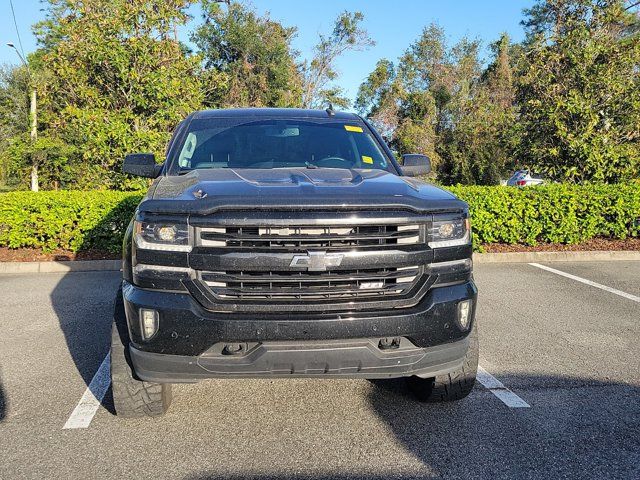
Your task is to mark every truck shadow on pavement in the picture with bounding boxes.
[50,270,121,415]
[370,375,639,479]
[181,374,640,480]
[48,202,134,414]
[0,371,6,422]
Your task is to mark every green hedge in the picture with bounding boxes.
[447,183,640,250]
[0,184,638,253]
[0,191,143,253]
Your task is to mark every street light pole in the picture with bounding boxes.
[29,88,37,191]
[7,42,38,192]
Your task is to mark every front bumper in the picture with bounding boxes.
[122,279,477,381]
[129,335,470,382]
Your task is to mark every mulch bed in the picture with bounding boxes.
[0,237,638,262]
[482,237,640,253]
[0,247,119,262]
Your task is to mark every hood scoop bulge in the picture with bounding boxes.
[231,168,365,187]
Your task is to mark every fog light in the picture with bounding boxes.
[457,300,473,330]
[140,309,159,340]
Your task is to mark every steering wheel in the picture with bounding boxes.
[314,156,353,168]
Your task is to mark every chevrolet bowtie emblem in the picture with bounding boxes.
[290,251,344,271]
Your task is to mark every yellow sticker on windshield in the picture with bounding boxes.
[344,125,363,133]
[362,155,373,164]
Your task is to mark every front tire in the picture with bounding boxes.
[407,322,479,402]
[110,290,172,418]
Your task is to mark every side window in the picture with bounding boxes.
[178,132,197,168]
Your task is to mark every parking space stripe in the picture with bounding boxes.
[529,263,640,303]
[63,353,111,429]
[477,366,530,408]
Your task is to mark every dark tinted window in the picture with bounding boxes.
[171,119,390,172]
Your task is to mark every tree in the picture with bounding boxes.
[192,0,302,108]
[33,0,204,189]
[357,24,483,180]
[355,59,400,137]
[0,63,72,190]
[357,25,520,185]
[440,33,519,185]
[0,65,29,188]
[2,134,76,190]
[301,11,374,109]
[516,0,640,182]
[483,34,516,110]
[0,61,45,191]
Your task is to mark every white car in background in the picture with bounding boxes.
[506,169,545,187]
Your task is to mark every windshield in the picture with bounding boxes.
[170,118,392,172]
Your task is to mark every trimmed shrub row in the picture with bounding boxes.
[447,183,640,250]
[0,191,143,253]
[0,183,638,253]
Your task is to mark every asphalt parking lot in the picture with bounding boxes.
[0,261,638,479]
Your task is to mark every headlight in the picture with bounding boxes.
[134,220,191,252]
[427,214,470,248]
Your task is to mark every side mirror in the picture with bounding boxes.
[123,153,162,178]
[401,154,431,177]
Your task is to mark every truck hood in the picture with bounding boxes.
[140,168,465,214]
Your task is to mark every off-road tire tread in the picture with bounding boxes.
[110,289,171,418]
[407,322,479,402]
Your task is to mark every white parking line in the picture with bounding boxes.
[529,263,640,303]
[477,366,530,408]
[62,355,530,426]
[63,353,111,429]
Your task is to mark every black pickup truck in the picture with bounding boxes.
[111,108,478,417]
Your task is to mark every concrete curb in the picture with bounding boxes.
[474,250,640,263]
[0,259,121,274]
[0,251,638,274]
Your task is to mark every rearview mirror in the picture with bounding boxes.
[123,153,162,178]
[401,154,431,177]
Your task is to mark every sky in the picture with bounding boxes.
[1,0,535,107]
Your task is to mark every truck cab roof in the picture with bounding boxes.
[192,108,360,121]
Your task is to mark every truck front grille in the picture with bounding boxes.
[199,224,421,250]
[187,214,433,312]
[200,266,421,300]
